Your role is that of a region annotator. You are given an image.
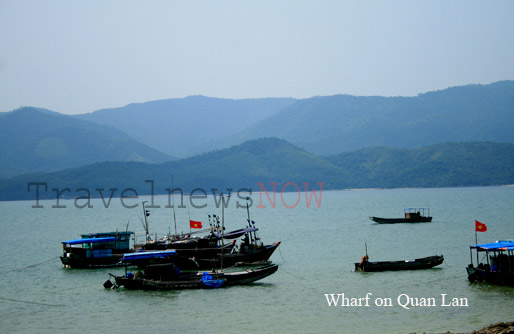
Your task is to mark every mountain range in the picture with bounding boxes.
[2,138,514,201]
[77,80,514,157]
[0,107,173,179]
[77,96,296,158]
[1,80,514,200]
[206,80,514,155]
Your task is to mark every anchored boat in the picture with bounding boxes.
[370,208,432,224]
[355,255,444,272]
[60,231,134,268]
[105,250,279,290]
[467,240,514,286]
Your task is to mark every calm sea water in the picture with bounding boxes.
[1,186,514,334]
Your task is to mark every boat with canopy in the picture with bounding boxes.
[105,250,279,290]
[467,240,514,286]
[60,231,134,268]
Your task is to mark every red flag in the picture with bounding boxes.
[475,220,487,232]
[190,220,202,229]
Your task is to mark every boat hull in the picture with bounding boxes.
[127,243,280,270]
[355,255,444,272]
[115,276,226,290]
[369,216,432,224]
[113,263,279,290]
[466,265,514,286]
[60,253,128,269]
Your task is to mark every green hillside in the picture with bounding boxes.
[1,139,514,201]
[327,142,514,188]
[0,107,173,178]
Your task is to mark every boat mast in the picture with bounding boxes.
[171,176,177,237]
[246,197,255,245]
[142,201,149,241]
[220,194,225,271]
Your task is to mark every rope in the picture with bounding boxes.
[0,296,62,307]
[279,267,308,281]
[410,273,468,287]
[278,247,286,263]
[4,257,59,272]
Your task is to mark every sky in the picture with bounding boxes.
[1,0,514,115]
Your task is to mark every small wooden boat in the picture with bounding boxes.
[467,240,514,286]
[60,232,134,268]
[355,255,444,272]
[108,262,279,290]
[370,208,432,224]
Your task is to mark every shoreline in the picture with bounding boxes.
[412,322,514,334]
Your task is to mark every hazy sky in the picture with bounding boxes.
[1,0,513,115]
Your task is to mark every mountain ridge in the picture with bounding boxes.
[77,96,297,158]
[2,138,514,201]
[0,107,174,178]
[204,81,514,155]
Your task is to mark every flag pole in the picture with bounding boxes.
[187,198,191,234]
[475,222,479,265]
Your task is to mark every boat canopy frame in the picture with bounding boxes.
[469,240,514,269]
[404,208,430,216]
[61,237,117,245]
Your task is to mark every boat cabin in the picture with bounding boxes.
[404,208,430,219]
[61,231,134,268]
[467,240,514,285]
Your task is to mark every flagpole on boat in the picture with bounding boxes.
[475,223,479,266]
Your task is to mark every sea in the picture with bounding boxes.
[1,186,514,334]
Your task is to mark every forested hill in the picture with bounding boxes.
[207,81,514,155]
[1,138,513,201]
[0,107,173,179]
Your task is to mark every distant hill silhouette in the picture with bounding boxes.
[2,138,514,201]
[77,96,296,158]
[207,81,514,155]
[0,107,173,178]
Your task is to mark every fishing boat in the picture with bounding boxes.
[141,236,237,257]
[123,242,281,270]
[133,197,280,270]
[467,240,514,286]
[355,254,444,272]
[369,208,432,224]
[105,251,279,290]
[61,231,134,268]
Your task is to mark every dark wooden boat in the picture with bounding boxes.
[355,255,444,272]
[109,262,279,290]
[60,232,134,268]
[467,240,514,286]
[370,208,432,224]
[123,242,281,270]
